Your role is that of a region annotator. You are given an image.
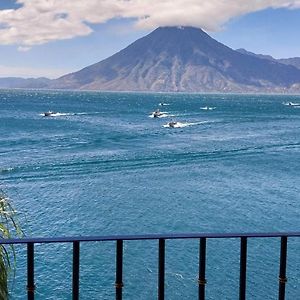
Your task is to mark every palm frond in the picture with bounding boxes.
[0,189,23,299]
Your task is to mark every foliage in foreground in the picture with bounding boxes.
[0,189,22,299]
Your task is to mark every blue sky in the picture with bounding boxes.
[0,1,300,78]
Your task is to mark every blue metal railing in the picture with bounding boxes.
[1,231,299,300]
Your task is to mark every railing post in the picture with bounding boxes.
[198,237,207,300]
[27,242,35,300]
[278,237,288,300]
[239,237,247,300]
[73,241,80,300]
[158,239,165,300]
[115,240,123,300]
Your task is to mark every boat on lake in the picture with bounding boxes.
[151,109,164,118]
[159,102,170,106]
[288,102,299,106]
[43,111,56,117]
[166,121,178,128]
[200,106,216,110]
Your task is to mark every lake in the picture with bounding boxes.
[0,90,299,299]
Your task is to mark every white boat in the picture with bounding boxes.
[200,106,216,110]
[44,111,56,117]
[288,102,299,106]
[283,101,300,106]
[152,109,163,118]
[167,121,178,128]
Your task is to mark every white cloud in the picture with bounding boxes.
[0,64,72,78]
[0,0,300,48]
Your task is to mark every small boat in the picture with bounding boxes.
[288,102,300,106]
[167,121,178,128]
[283,101,300,106]
[200,106,216,110]
[44,111,56,117]
[152,109,163,118]
[159,102,170,106]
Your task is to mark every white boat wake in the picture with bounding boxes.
[40,112,92,117]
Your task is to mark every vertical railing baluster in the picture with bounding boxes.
[198,237,207,300]
[239,237,248,300]
[158,239,165,300]
[27,242,35,300]
[72,241,80,300]
[115,240,124,300]
[278,237,288,300]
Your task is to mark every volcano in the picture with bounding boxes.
[52,26,300,93]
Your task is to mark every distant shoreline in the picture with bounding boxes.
[1,87,300,97]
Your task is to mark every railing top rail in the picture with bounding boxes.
[0,231,300,245]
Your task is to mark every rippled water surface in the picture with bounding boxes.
[0,90,299,299]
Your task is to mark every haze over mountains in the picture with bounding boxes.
[2,26,300,93]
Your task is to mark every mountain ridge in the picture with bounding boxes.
[236,48,300,70]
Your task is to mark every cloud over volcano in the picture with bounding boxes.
[1,0,300,48]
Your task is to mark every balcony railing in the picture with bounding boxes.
[1,231,300,300]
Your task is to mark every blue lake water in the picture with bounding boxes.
[0,90,299,299]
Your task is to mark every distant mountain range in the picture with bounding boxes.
[2,26,300,93]
[0,77,51,89]
[236,48,300,70]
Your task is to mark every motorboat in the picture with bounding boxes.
[200,106,216,110]
[167,121,178,128]
[152,109,163,118]
[283,101,300,106]
[44,111,56,117]
[288,102,299,106]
